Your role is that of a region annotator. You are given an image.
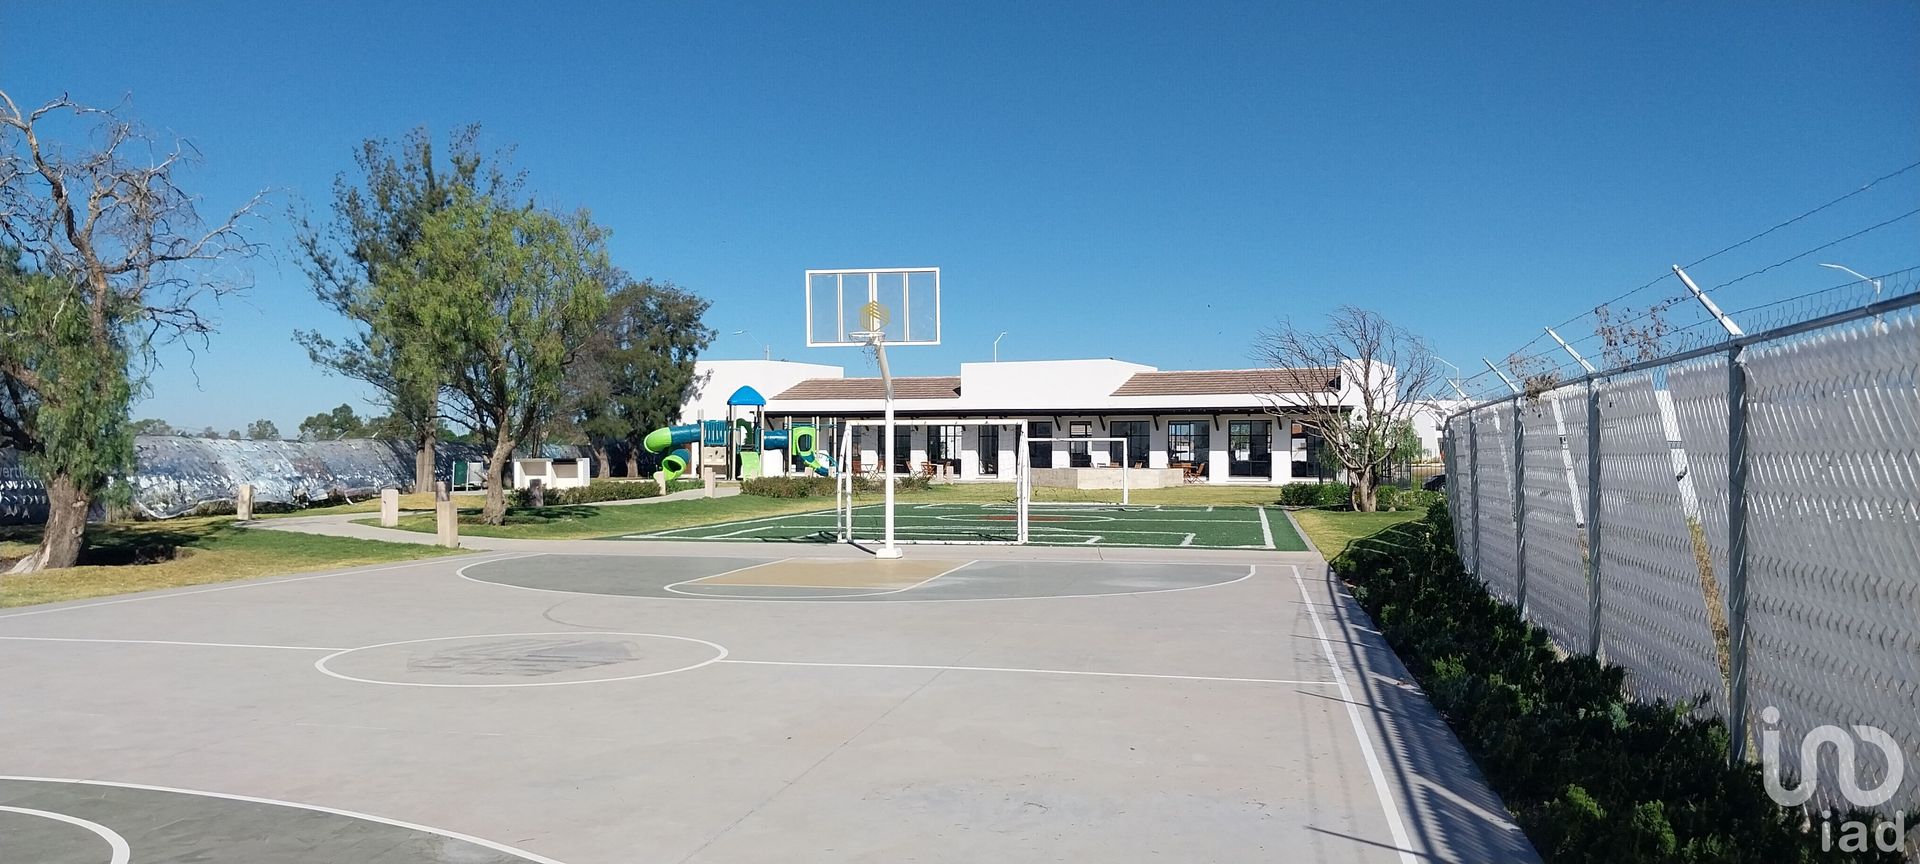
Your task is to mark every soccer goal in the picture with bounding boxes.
[830,417,1026,548]
[1015,437,1132,544]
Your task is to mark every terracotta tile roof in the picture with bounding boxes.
[772,376,962,401]
[1109,367,1338,397]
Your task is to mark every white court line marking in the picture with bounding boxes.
[659,558,792,593]
[0,553,515,622]
[719,658,1336,686]
[0,805,131,864]
[1178,533,1195,547]
[1257,506,1275,549]
[313,631,729,689]
[459,555,1259,604]
[665,559,977,599]
[0,636,345,651]
[636,506,851,537]
[0,776,568,864]
[1291,564,1418,863]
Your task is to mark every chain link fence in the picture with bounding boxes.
[1441,293,1918,818]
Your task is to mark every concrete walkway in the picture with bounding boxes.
[256,485,741,552]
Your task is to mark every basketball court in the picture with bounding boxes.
[0,541,1534,862]
[621,502,1307,550]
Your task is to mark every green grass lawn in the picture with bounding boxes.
[0,517,456,609]
[1290,506,1428,560]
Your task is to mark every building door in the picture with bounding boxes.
[893,425,912,475]
[978,425,999,476]
[1027,421,1052,468]
[1228,420,1271,478]
[1068,421,1092,467]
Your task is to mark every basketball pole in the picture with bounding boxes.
[871,335,902,559]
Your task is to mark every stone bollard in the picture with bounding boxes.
[380,488,400,528]
[236,483,254,521]
[435,481,459,549]
[528,478,545,509]
[656,471,667,496]
[703,467,716,499]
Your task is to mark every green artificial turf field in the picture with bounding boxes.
[612,502,1306,550]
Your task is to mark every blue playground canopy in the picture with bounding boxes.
[726,385,766,407]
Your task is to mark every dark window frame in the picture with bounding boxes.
[1027,421,1052,469]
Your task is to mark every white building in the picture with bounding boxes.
[685,358,1374,486]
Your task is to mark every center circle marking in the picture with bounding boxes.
[0,806,131,864]
[313,631,728,688]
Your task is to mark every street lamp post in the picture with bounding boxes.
[993,331,1008,362]
[733,329,772,360]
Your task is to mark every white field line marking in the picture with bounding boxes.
[636,505,863,538]
[0,805,130,864]
[667,560,977,599]
[314,631,729,689]
[1290,564,1418,863]
[0,554,511,622]
[0,776,569,864]
[719,658,1336,686]
[0,636,345,651]
[465,554,1258,604]
[1179,533,1195,547]
[1257,506,1276,549]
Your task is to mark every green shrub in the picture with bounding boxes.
[1333,501,1898,864]
[1278,481,1351,508]
[851,473,931,494]
[511,479,663,508]
[1375,485,1406,511]
[741,476,836,498]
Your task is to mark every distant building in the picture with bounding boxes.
[682,357,1386,485]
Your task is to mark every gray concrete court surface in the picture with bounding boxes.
[0,538,1540,863]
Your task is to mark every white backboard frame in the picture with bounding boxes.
[805,267,941,347]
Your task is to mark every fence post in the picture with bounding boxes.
[1585,380,1604,657]
[1511,398,1528,616]
[1725,345,1753,763]
[1468,412,1481,575]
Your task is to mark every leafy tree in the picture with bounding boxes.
[0,91,261,571]
[298,404,367,440]
[200,427,221,439]
[1253,306,1443,511]
[294,125,521,492]
[225,429,242,440]
[571,275,714,477]
[398,187,610,524]
[128,418,174,436]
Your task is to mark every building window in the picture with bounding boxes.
[1068,421,1092,467]
[1228,419,1272,478]
[1167,420,1210,477]
[1027,421,1051,469]
[927,425,962,475]
[1109,420,1150,468]
[893,425,912,475]
[978,425,999,476]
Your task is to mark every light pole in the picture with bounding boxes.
[1819,263,1884,330]
[733,329,771,360]
[993,331,1008,362]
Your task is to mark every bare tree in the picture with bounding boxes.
[1252,306,1443,512]
[0,91,263,572]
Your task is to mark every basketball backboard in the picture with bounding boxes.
[806,268,940,347]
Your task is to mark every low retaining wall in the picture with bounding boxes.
[1029,466,1185,490]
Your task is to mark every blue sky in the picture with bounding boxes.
[4,2,1916,431]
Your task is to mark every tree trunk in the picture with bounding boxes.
[626,436,642,478]
[1351,467,1377,512]
[414,426,437,494]
[482,432,515,525]
[7,474,89,573]
[593,441,610,479]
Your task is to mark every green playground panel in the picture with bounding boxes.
[622,503,1306,551]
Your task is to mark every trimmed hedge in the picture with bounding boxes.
[509,479,674,508]
[741,474,934,499]
[1279,481,1351,508]
[1334,502,1899,863]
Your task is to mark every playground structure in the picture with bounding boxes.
[641,413,835,483]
